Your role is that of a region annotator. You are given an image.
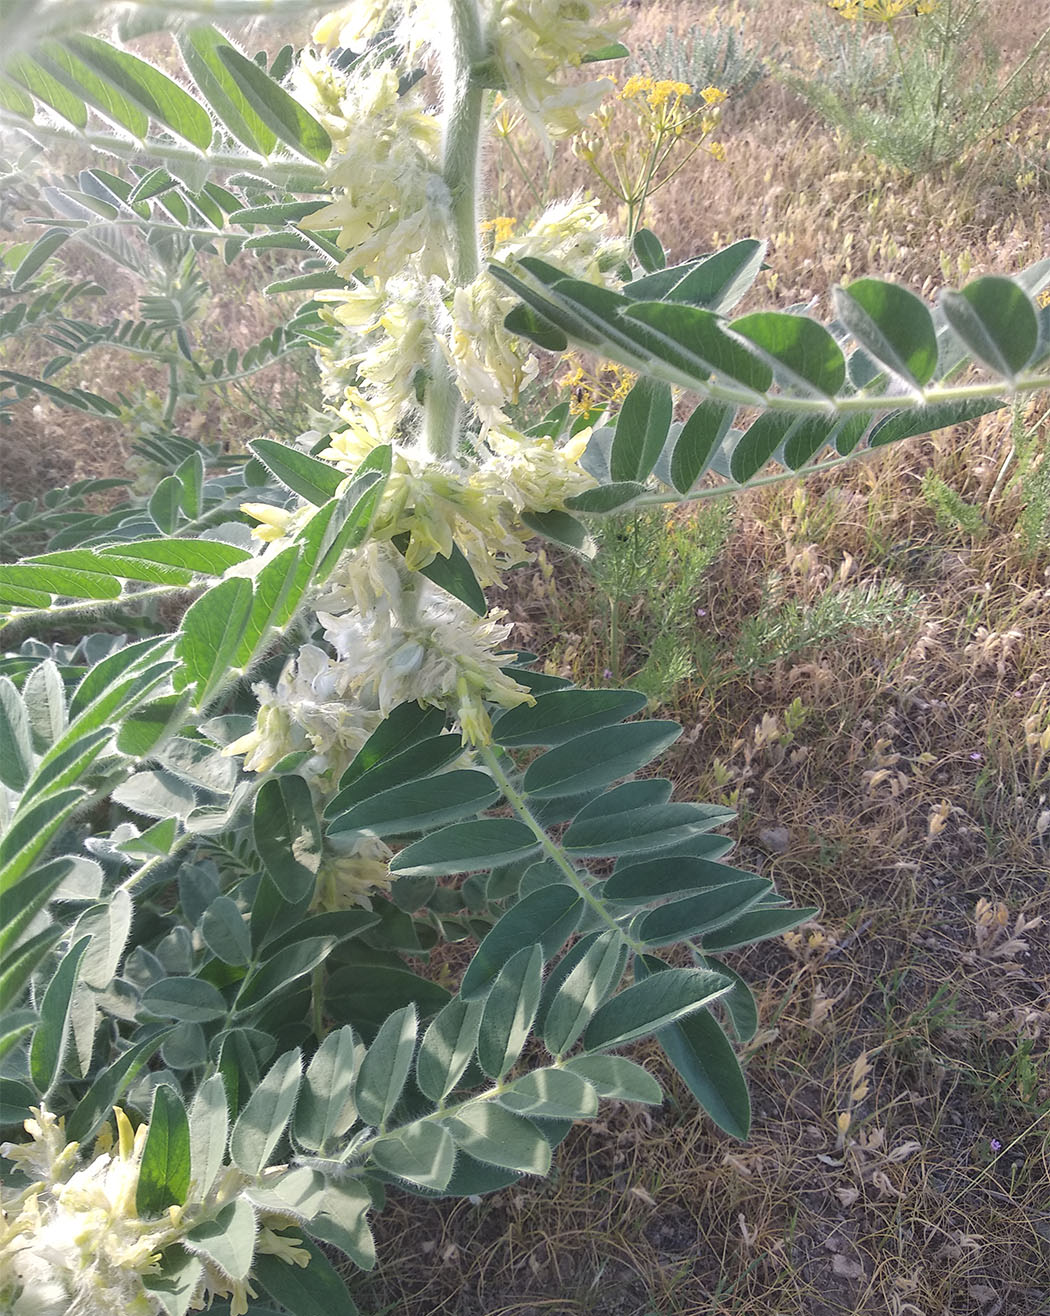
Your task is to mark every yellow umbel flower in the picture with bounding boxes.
[828,0,938,18]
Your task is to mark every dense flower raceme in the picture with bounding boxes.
[312,197,626,434]
[227,6,617,907]
[0,1108,306,1316]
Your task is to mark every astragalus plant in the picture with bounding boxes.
[1,1,1049,1313]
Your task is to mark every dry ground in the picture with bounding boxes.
[2,1,1049,1313]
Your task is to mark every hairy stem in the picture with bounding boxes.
[423,0,487,460]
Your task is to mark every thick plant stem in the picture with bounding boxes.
[423,0,487,460]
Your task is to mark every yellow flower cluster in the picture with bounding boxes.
[562,355,636,416]
[480,216,519,246]
[828,0,938,18]
[619,75,693,107]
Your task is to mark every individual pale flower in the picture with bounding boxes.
[474,426,596,513]
[289,48,355,146]
[445,279,538,424]
[314,833,395,910]
[223,646,382,788]
[318,582,533,741]
[312,0,391,46]
[489,0,628,144]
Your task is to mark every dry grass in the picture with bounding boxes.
[4,2,1050,1312]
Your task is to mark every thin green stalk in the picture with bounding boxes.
[479,743,645,952]
[163,358,180,427]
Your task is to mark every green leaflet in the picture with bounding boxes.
[697,904,820,953]
[670,399,736,493]
[522,720,681,798]
[391,818,541,877]
[188,1075,229,1202]
[632,227,665,273]
[445,1104,552,1175]
[65,1031,174,1144]
[499,1068,598,1119]
[371,1122,455,1191]
[325,733,463,816]
[229,1048,301,1176]
[416,996,484,1103]
[200,897,251,967]
[0,925,64,1016]
[254,775,322,903]
[142,977,228,1023]
[610,376,673,482]
[542,931,624,1057]
[215,44,331,163]
[731,311,846,397]
[338,701,448,791]
[234,937,335,1015]
[354,1004,417,1128]
[939,276,1040,378]
[185,1199,255,1282]
[637,877,772,946]
[295,1025,359,1152]
[29,935,90,1095]
[137,1085,192,1217]
[562,1055,664,1104]
[637,955,750,1139]
[178,27,278,156]
[493,687,647,747]
[327,770,500,838]
[250,438,345,505]
[477,944,543,1080]
[0,675,33,789]
[460,885,584,999]
[583,966,732,1052]
[833,278,939,388]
